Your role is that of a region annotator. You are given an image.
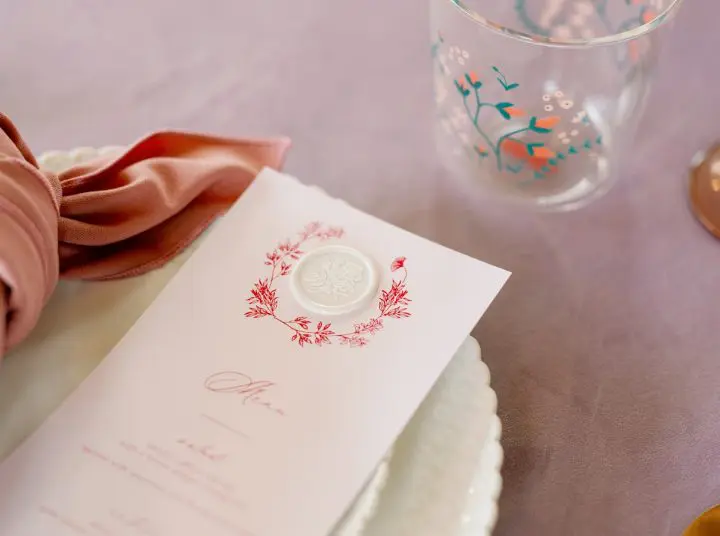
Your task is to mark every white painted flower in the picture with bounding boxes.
[554,90,564,98]
[570,129,579,137]
[558,132,568,140]
[543,94,552,102]
[545,104,554,112]
[560,100,574,110]
[448,45,470,65]
[562,138,571,145]
[571,110,587,123]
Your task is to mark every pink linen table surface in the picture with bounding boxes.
[0,1,719,535]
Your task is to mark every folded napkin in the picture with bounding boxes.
[0,113,290,356]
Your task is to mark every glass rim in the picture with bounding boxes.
[448,0,686,48]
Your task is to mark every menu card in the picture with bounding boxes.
[0,169,509,536]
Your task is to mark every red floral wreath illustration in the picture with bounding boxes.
[244,222,411,348]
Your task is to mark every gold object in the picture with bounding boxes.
[690,144,720,239]
[684,505,720,536]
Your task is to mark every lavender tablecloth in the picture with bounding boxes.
[1,1,718,534]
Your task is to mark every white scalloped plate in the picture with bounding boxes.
[360,337,502,536]
[0,147,502,536]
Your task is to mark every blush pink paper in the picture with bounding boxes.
[0,169,510,536]
[0,113,290,355]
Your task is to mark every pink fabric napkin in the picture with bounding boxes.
[0,113,290,357]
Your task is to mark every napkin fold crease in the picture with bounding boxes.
[0,113,291,355]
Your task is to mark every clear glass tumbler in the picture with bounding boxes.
[430,0,684,211]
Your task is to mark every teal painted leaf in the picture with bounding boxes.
[568,145,578,155]
[583,139,593,150]
[557,153,566,160]
[454,80,470,96]
[529,116,551,134]
[541,166,551,173]
[474,146,489,158]
[596,135,603,145]
[464,73,482,88]
[548,158,558,166]
[491,66,517,91]
[505,164,523,174]
[496,102,513,120]
[527,142,544,156]
[534,171,545,180]
[496,79,519,91]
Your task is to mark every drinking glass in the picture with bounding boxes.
[430,0,684,211]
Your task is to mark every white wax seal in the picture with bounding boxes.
[290,245,379,316]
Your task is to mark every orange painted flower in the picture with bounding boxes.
[501,139,558,174]
[506,107,526,117]
[501,139,527,159]
[642,8,658,24]
[532,147,556,159]
[468,71,480,85]
[534,116,560,130]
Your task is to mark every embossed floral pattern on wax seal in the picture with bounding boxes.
[244,222,411,348]
[292,245,379,315]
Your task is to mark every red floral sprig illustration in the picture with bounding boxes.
[245,224,411,348]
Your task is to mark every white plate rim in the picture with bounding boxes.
[38,147,503,536]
